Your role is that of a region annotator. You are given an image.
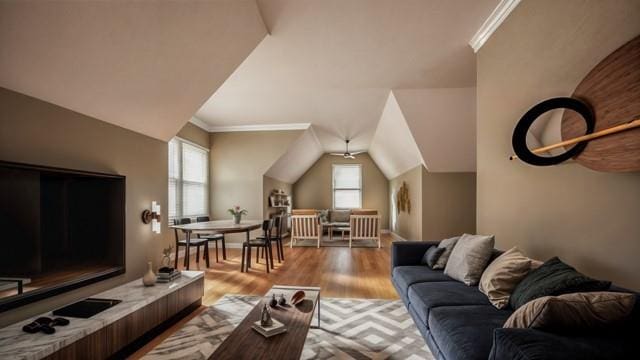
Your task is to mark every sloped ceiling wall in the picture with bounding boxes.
[369,92,425,179]
[264,126,324,184]
[0,0,267,141]
[394,88,477,172]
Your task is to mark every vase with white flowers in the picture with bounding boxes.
[228,205,248,224]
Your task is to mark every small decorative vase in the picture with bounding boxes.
[142,261,156,286]
[233,214,242,224]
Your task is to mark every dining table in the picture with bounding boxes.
[170,220,263,270]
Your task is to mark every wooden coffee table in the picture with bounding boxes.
[209,285,321,360]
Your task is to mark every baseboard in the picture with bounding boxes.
[390,232,408,241]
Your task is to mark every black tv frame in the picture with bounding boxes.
[0,160,126,313]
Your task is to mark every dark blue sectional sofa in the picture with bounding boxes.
[391,241,638,360]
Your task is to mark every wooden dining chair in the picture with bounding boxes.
[195,216,226,262]
[173,218,210,269]
[258,214,286,263]
[241,219,274,273]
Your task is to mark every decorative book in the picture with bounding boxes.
[252,319,287,338]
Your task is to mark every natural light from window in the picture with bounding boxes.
[333,164,362,209]
[168,138,209,222]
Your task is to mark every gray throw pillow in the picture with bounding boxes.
[421,246,446,269]
[444,233,495,286]
[432,236,460,270]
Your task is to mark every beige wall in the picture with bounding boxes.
[293,153,390,227]
[389,165,476,241]
[263,175,293,219]
[0,87,173,326]
[209,131,302,242]
[477,0,640,289]
[421,168,476,240]
[389,165,422,240]
[177,122,210,149]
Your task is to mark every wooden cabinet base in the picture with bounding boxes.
[44,277,204,360]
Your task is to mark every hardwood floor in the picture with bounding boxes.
[128,233,398,358]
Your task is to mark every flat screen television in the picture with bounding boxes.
[0,161,125,312]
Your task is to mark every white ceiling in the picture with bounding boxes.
[369,92,425,179]
[0,0,267,141]
[394,88,477,172]
[264,126,324,183]
[195,0,499,152]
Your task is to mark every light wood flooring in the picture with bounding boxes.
[129,233,398,358]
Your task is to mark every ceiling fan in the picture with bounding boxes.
[329,139,365,159]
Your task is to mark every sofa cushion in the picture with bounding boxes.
[392,266,453,297]
[428,305,512,360]
[408,281,491,324]
[444,233,495,285]
[330,209,351,222]
[432,236,460,270]
[479,247,532,309]
[510,257,612,309]
[504,291,636,332]
[490,328,633,360]
[421,246,445,268]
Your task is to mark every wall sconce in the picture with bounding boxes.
[141,201,161,234]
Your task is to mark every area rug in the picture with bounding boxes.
[143,295,433,360]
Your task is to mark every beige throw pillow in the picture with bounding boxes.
[444,233,495,286]
[504,292,635,332]
[479,247,531,309]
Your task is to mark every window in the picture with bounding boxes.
[168,137,209,222]
[332,164,362,209]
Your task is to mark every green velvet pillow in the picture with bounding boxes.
[509,257,611,309]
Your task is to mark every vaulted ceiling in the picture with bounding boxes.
[0,0,267,140]
[2,0,504,181]
[195,0,498,153]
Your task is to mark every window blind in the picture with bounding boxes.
[333,164,362,209]
[168,138,209,222]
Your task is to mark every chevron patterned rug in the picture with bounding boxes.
[143,295,433,360]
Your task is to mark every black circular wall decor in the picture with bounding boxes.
[512,97,595,166]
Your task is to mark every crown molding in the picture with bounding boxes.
[188,118,310,133]
[188,117,211,132]
[469,0,521,53]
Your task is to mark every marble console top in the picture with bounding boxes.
[0,271,204,360]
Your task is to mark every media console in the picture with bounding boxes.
[0,271,204,360]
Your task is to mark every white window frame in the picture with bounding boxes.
[169,137,209,222]
[332,164,362,209]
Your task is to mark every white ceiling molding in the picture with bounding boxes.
[369,92,425,179]
[469,0,521,53]
[206,123,310,133]
[264,127,324,184]
[189,117,211,132]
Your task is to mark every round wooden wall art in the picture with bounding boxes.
[511,34,640,172]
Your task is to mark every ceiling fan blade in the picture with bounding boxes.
[329,153,344,156]
[346,155,356,159]
[350,151,366,155]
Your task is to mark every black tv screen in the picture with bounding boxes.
[0,161,125,312]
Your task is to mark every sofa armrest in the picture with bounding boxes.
[391,241,439,268]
